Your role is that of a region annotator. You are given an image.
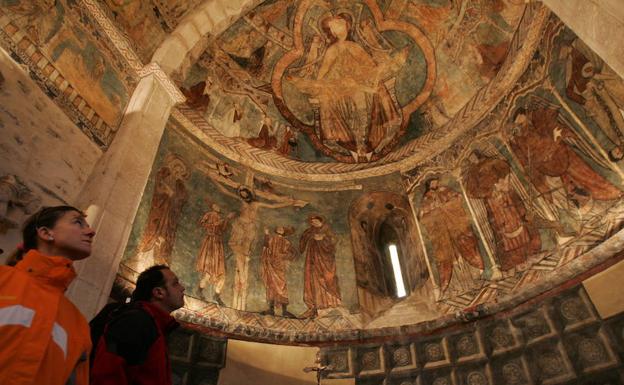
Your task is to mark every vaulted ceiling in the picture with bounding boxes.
[3,0,624,343]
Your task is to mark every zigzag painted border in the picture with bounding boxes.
[114,204,624,344]
[170,4,550,181]
[78,0,144,72]
[0,11,115,148]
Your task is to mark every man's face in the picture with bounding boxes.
[160,269,185,312]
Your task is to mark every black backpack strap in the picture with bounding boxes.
[103,304,159,365]
[89,302,124,366]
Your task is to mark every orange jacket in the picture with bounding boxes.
[0,250,91,385]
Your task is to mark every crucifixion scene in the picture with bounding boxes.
[3,1,624,385]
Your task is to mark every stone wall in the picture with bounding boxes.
[0,47,101,262]
[168,328,226,385]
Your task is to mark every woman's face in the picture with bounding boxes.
[47,210,95,260]
[328,17,348,41]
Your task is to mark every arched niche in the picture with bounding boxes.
[349,191,428,316]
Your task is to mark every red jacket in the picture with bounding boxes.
[0,250,91,385]
[90,301,179,385]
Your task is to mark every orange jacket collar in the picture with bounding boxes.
[15,250,77,292]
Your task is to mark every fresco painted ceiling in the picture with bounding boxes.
[178,0,528,171]
[97,0,205,62]
[110,0,624,343]
[4,0,624,345]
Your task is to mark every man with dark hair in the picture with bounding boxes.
[90,265,185,385]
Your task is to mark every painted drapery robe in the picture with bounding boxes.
[510,108,622,203]
[137,158,188,264]
[314,39,401,153]
[289,14,403,156]
[565,40,624,159]
[196,210,228,285]
[299,221,341,311]
[463,157,541,270]
[418,182,484,296]
[261,231,296,305]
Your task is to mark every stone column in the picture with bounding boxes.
[66,64,185,319]
[541,0,624,79]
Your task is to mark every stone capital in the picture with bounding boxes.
[138,63,186,105]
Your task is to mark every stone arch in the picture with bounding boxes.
[151,0,264,77]
[349,191,428,316]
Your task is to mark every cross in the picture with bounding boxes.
[303,352,333,385]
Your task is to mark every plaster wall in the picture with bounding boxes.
[583,258,624,318]
[0,47,102,262]
[218,339,354,385]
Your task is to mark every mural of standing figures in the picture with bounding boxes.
[209,176,307,310]
[136,154,189,265]
[462,152,541,271]
[418,178,484,299]
[260,226,297,318]
[299,215,341,318]
[509,106,622,212]
[196,203,234,306]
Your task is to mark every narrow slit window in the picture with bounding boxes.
[388,244,406,298]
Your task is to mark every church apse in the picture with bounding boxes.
[120,123,372,334]
[116,21,624,338]
[111,5,624,344]
[2,0,624,374]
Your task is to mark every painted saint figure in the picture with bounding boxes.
[260,226,296,317]
[509,107,622,209]
[418,178,484,298]
[299,215,341,318]
[563,39,624,160]
[136,154,189,265]
[289,13,404,159]
[463,153,541,271]
[196,203,234,306]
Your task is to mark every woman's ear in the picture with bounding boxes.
[36,226,54,242]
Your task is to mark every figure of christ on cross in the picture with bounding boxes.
[207,171,307,311]
[303,351,334,385]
